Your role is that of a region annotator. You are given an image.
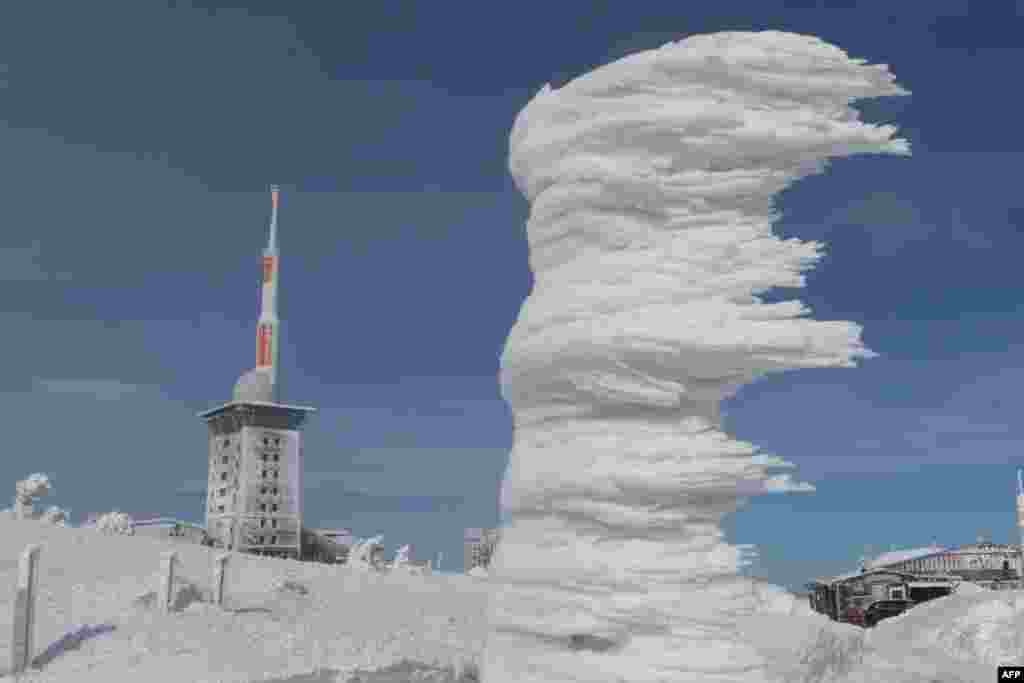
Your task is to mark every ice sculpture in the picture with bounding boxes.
[482,31,908,682]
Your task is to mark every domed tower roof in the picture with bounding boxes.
[232,366,274,403]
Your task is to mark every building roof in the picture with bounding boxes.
[197,400,317,419]
[945,543,1020,554]
[866,546,948,569]
[810,567,924,586]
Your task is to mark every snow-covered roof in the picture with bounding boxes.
[810,567,919,585]
[197,400,317,419]
[945,543,1020,554]
[866,546,948,569]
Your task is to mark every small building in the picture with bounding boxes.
[866,539,1022,590]
[806,569,957,623]
[300,527,352,564]
[306,528,354,563]
[464,527,500,572]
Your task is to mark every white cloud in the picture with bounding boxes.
[34,379,144,401]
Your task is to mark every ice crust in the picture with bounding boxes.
[483,31,908,682]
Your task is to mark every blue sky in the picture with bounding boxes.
[3,0,1024,588]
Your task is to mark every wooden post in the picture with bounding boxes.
[159,551,177,613]
[212,553,229,607]
[9,544,41,674]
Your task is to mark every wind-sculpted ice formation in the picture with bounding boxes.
[482,31,908,683]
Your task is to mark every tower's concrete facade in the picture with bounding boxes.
[199,401,313,558]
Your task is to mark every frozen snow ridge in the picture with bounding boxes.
[483,31,908,682]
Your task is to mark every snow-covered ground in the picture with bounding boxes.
[0,517,1021,682]
[0,518,488,683]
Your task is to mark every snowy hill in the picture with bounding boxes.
[0,518,488,682]
[0,517,1021,682]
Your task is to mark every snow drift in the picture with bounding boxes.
[483,31,909,682]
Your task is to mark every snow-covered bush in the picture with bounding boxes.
[349,536,386,572]
[390,544,430,575]
[13,472,53,520]
[39,505,70,527]
[94,510,134,535]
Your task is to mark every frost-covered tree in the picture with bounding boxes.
[13,473,53,520]
[6,474,72,526]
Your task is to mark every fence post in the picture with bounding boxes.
[159,551,177,614]
[9,544,41,675]
[212,553,229,607]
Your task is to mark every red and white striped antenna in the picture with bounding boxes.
[268,184,280,252]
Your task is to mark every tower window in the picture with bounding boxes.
[260,519,266,528]
[273,487,279,495]
[260,503,267,512]
[263,437,269,446]
[217,505,225,513]
[272,504,278,512]
[257,535,264,544]
[273,471,279,479]
[270,536,277,545]
[261,487,267,495]
[273,454,280,462]
[222,439,230,448]
[220,472,228,481]
[218,488,226,496]
[221,455,229,464]
[261,470,267,479]
[274,438,280,446]
[271,519,278,528]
